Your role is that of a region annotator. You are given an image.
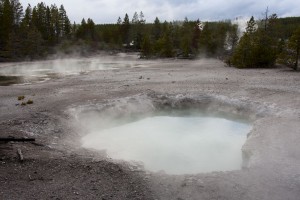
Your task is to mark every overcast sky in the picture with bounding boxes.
[19,0,300,24]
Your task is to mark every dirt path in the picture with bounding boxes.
[0,55,299,199]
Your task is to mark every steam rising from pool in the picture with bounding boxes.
[82,115,251,174]
[0,53,149,85]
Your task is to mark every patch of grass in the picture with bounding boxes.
[21,102,26,106]
[27,99,33,104]
[18,96,25,101]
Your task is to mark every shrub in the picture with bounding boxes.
[18,96,25,101]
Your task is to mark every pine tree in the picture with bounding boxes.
[54,5,61,42]
[121,13,130,45]
[141,34,152,58]
[279,28,300,70]
[139,11,145,24]
[231,16,257,68]
[58,5,70,39]
[246,16,257,34]
[225,24,239,53]
[87,18,96,41]
[152,17,161,40]
[289,28,300,70]
[1,0,13,47]
[21,4,31,28]
[180,17,193,57]
[231,15,278,68]
[191,19,201,52]
[158,22,174,57]
[117,16,121,25]
[131,12,138,24]
[10,0,23,26]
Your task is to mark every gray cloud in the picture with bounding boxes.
[20,0,300,24]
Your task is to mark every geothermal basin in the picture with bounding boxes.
[1,54,300,200]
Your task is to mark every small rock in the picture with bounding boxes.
[139,76,143,79]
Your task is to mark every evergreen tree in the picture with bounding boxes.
[246,16,257,34]
[231,15,278,68]
[225,24,239,53]
[278,28,300,70]
[289,28,300,70]
[117,16,121,24]
[152,17,161,40]
[157,22,174,57]
[22,26,43,58]
[11,0,23,26]
[141,34,152,57]
[59,5,71,39]
[21,4,31,28]
[50,4,60,43]
[231,16,256,68]
[180,17,193,57]
[87,18,96,41]
[191,19,201,52]
[1,0,14,49]
[121,13,130,45]
[139,11,145,24]
[131,11,138,24]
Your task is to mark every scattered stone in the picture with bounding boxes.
[139,76,143,79]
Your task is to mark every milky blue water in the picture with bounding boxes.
[82,116,252,174]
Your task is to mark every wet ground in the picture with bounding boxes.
[0,75,23,86]
[0,55,155,86]
[0,53,299,200]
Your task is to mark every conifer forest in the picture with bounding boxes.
[0,0,299,70]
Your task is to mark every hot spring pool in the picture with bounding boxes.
[82,115,252,174]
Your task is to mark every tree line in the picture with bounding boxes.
[95,15,237,59]
[0,0,72,60]
[230,11,300,70]
[0,1,299,70]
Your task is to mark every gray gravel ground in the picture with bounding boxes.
[0,54,299,200]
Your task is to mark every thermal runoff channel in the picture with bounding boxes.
[82,116,252,174]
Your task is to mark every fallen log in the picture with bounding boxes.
[0,137,35,142]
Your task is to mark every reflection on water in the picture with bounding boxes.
[82,116,252,174]
[0,75,23,86]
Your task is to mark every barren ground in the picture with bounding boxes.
[0,54,299,200]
